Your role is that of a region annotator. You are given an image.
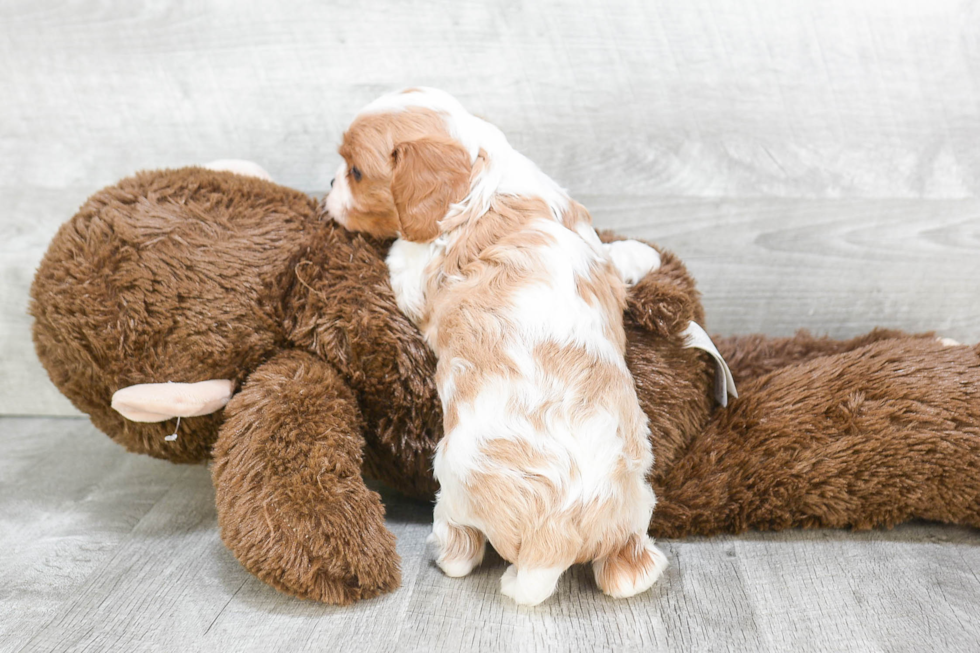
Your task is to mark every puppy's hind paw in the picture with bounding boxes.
[500,564,566,605]
[593,534,668,599]
[429,520,486,578]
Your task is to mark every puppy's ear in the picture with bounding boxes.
[390,136,471,242]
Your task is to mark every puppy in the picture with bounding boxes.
[327,88,667,605]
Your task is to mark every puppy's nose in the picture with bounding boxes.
[330,177,335,189]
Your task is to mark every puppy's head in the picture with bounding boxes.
[326,90,474,242]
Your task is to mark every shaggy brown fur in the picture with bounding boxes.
[30,168,980,604]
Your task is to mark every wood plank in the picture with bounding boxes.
[0,418,198,651]
[1,0,977,197]
[4,0,980,416]
[3,418,979,652]
[590,196,980,341]
[730,526,980,652]
[1,186,89,417]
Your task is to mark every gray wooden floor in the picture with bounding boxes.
[4,1,980,650]
[2,416,979,653]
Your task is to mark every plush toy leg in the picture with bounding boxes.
[211,350,400,604]
[713,328,933,384]
[652,337,980,538]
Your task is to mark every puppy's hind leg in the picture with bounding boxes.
[429,508,486,578]
[593,533,668,599]
[499,523,576,605]
[500,564,569,606]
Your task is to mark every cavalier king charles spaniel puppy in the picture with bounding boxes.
[327,88,667,605]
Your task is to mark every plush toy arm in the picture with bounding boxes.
[711,328,935,384]
[596,231,705,338]
[211,350,400,604]
[651,337,980,538]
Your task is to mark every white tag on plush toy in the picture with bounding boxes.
[681,322,738,407]
[165,416,181,442]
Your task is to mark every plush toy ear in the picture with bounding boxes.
[111,379,235,422]
[390,136,471,242]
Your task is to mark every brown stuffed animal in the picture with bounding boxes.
[30,167,980,605]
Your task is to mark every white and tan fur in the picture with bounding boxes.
[327,88,666,605]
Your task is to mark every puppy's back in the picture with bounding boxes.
[431,206,656,568]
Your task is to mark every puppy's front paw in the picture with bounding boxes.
[604,240,662,285]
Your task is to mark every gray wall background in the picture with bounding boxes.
[3,0,979,416]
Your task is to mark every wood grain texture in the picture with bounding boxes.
[3,0,979,416]
[591,196,980,340]
[4,4,978,647]
[2,417,979,652]
[2,0,978,197]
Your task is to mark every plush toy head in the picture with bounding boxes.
[30,169,315,461]
[29,168,447,494]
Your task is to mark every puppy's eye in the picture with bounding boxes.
[350,166,362,182]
